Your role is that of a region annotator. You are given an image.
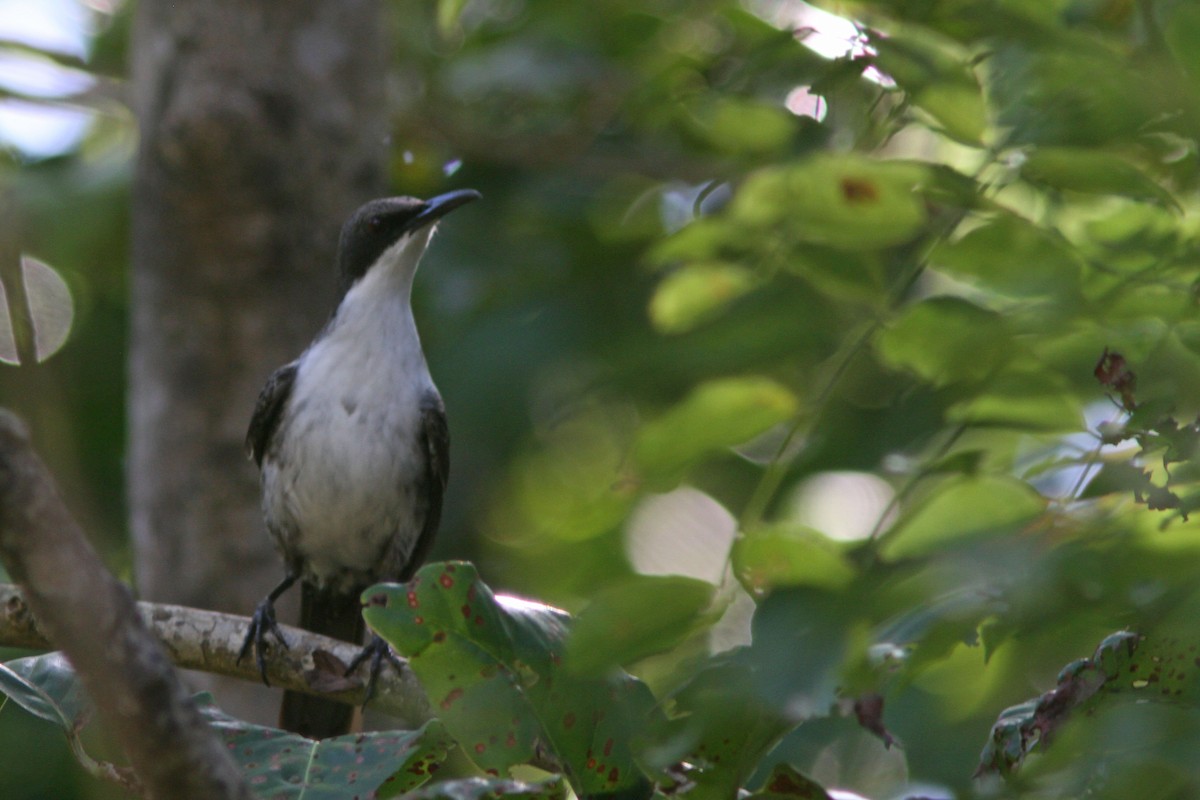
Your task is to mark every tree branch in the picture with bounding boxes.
[0,409,251,800]
[0,582,432,725]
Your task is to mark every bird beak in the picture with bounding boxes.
[410,189,482,232]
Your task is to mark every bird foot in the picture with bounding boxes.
[237,597,291,686]
[345,634,403,704]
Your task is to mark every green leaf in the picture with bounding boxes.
[873,28,986,143]
[363,563,654,798]
[647,658,793,800]
[437,0,469,34]
[201,702,454,799]
[932,214,1082,296]
[0,653,90,732]
[732,155,929,250]
[685,97,797,156]
[748,588,854,718]
[746,763,833,800]
[1021,147,1179,210]
[974,630,1196,776]
[784,247,888,306]
[1161,2,1200,92]
[876,296,1010,386]
[732,526,857,595]
[565,575,715,675]
[634,377,798,486]
[405,776,566,800]
[880,476,1045,559]
[649,262,758,334]
[947,370,1083,431]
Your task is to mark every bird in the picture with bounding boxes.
[238,188,479,738]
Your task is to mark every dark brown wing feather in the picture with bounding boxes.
[245,362,299,467]
[399,392,449,580]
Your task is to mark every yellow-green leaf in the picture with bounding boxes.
[881,477,1045,559]
[635,377,798,485]
[649,262,758,333]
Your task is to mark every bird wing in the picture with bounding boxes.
[400,392,450,579]
[244,361,299,467]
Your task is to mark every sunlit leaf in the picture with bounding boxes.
[685,97,797,156]
[649,262,758,334]
[932,213,1082,297]
[875,296,1010,386]
[1021,147,1179,210]
[880,476,1045,559]
[733,526,857,595]
[566,575,715,675]
[634,377,798,486]
[947,370,1084,431]
[732,155,929,250]
[873,28,986,144]
[437,0,470,34]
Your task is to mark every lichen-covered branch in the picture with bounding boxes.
[0,582,432,725]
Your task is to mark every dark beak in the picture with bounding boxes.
[409,189,482,232]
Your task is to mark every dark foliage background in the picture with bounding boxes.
[6,0,1200,797]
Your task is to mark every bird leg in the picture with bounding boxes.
[344,634,404,704]
[237,572,297,685]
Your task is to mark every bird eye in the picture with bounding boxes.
[368,216,382,231]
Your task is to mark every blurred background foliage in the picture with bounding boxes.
[6,0,1200,797]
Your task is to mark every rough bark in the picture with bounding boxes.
[129,0,388,722]
[0,411,252,800]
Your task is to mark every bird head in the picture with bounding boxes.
[335,189,481,298]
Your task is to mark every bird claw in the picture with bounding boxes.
[345,634,402,704]
[237,598,291,686]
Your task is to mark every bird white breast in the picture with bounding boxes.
[261,259,436,592]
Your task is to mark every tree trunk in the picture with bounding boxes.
[129,0,388,723]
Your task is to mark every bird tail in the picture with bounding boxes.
[279,582,364,738]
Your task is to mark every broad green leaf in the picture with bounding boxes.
[363,563,654,798]
[947,370,1083,431]
[506,409,637,543]
[784,247,888,306]
[732,155,929,250]
[873,29,986,143]
[647,658,793,800]
[933,214,1082,296]
[1162,2,1200,93]
[880,476,1045,559]
[647,217,739,266]
[748,587,856,719]
[974,629,1200,776]
[565,575,715,675]
[634,377,798,486]
[733,526,857,595]
[1083,203,1179,271]
[437,0,469,34]
[649,262,758,334]
[875,296,1010,386]
[685,97,796,156]
[201,701,454,799]
[1021,147,1179,210]
[746,763,833,800]
[0,653,90,731]
[405,776,566,800]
